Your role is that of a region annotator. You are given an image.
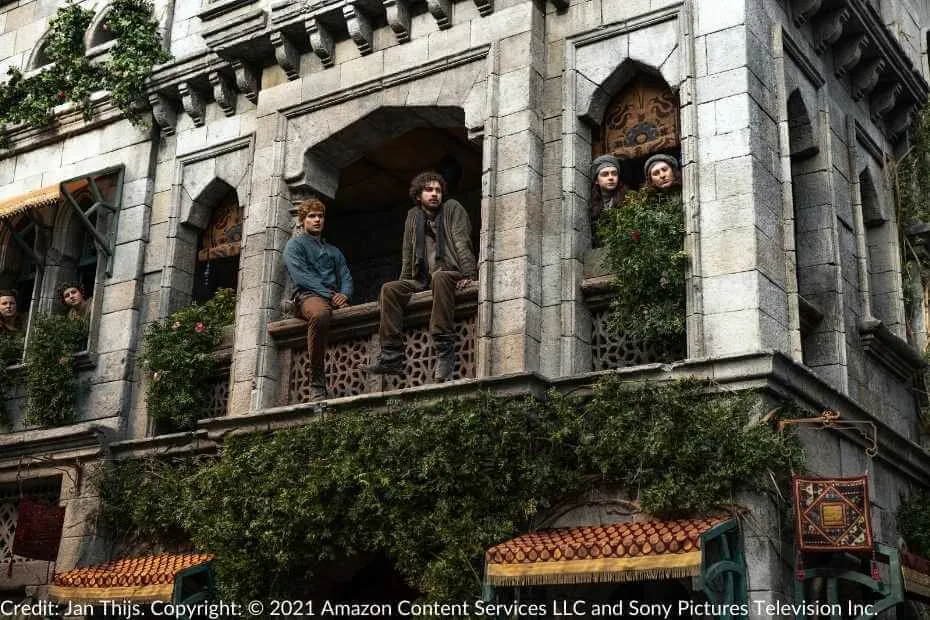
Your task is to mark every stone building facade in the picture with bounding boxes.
[0,0,929,613]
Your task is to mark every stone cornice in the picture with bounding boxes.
[0,419,119,471]
[859,318,926,382]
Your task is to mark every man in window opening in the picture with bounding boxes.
[284,198,353,402]
[644,154,680,191]
[58,281,91,321]
[590,154,625,223]
[0,290,21,334]
[361,171,476,383]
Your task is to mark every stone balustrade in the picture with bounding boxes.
[268,285,478,405]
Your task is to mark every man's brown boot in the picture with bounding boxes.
[359,347,405,376]
[433,335,456,383]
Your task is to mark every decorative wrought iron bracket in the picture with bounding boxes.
[778,409,878,457]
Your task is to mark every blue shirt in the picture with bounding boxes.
[283,234,353,300]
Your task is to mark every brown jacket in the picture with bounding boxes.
[399,199,476,282]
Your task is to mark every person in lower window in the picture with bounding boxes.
[361,171,476,383]
[644,153,680,191]
[283,197,353,402]
[58,281,92,321]
[590,153,625,223]
[0,290,21,334]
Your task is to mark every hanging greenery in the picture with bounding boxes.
[140,289,235,432]
[0,333,23,429]
[895,103,930,227]
[97,378,803,603]
[0,0,169,136]
[596,188,688,347]
[23,313,87,427]
[897,490,930,558]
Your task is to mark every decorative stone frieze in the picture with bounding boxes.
[270,31,301,80]
[178,82,207,127]
[306,17,335,67]
[343,2,374,55]
[834,34,868,78]
[813,8,849,54]
[427,0,452,30]
[791,0,823,26]
[148,93,178,137]
[209,71,238,116]
[231,60,260,104]
[788,0,928,142]
[850,58,884,101]
[382,0,411,43]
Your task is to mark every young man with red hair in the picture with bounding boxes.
[284,198,353,401]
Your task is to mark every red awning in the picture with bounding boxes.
[48,552,214,602]
[485,517,726,587]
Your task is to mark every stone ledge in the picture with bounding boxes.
[0,419,118,470]
[859,318,925,382]
[268,285,479,348]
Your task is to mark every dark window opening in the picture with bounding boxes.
[325,126,482,304]
[193,189,242,304]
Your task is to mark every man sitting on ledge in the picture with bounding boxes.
[284,198,353,401]
[362,171,476,383]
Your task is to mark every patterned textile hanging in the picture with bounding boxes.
[601,74,680,160]
[197,198,242,263]
[10,497,65,562]
[793,476,873,552]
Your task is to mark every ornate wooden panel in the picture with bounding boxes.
[601,75,680,160]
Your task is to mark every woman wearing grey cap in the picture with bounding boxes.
[589,154,626,224]
[643,154,679,190]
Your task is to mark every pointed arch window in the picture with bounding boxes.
[193,189,242,303]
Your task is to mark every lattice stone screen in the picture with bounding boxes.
[289,315,477,402]
[207,370,230,418]
[589,306,684,370]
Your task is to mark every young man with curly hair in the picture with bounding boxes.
[284,198,353,401]
[362,171,476,382]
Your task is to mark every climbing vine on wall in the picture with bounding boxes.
[897,490,930,558]
[139,289,235,432]
[24,313,88,427]
[597,188,688,348]
[97,378,803,602]
[895,103,930,227]
[0,0,169,136]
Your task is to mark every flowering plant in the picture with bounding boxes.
[140,289,235,431]
[596,187,688,348]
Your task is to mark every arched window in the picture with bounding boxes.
[192,189,241,303]
[594,72,680,188]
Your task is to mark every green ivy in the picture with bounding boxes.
[140,289,236,431]
[896,103,930,227]
[597,188,688,348]
[0,333,23,429]
[897,490,930,558]
[24,313,87,427]
[0,0,169,136]
[97,378,803,602]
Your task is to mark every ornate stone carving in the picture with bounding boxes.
[870,83,901,122]
[834,34,868,78]
[383,0,410,43]
[791,0,823,26]
[813,8,849,54]
[427,0,452,30]
[343,2,373,55]
[148,92,177,137]
[209,71,237,116]
[178,82,206,127]
[231,59,260,103]
[307,17,335,68]
[270,31,300,81]
[851,58,885,101]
